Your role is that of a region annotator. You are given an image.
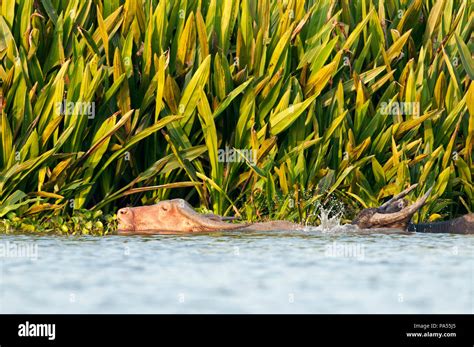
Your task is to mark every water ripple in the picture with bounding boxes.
[0,231,472,313]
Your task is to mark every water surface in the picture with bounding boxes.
[0,228,472,313]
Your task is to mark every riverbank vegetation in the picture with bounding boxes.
[0,0,473,234]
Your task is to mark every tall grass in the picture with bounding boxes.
[0,0,473,232]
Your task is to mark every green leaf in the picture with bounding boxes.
[40,0,58,25]
[454,33,474,80]
[266,94,317,136]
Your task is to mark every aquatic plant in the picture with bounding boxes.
[0,0,472,233]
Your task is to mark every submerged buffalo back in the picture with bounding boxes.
[240,221,302,231]
[409,214,474,234]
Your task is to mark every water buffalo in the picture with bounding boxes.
[117,185,473,234]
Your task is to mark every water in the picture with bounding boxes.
[0,228,472,313]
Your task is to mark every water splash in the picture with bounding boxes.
[304,201,355,233]
[318,205,343,230]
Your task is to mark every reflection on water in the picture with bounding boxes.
[0,229,472,313]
